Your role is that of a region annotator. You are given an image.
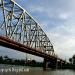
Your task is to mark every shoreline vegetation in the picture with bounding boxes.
[0,56,43,67]
[0,55,75,69]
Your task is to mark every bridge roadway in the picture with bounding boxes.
[0,36,67,69]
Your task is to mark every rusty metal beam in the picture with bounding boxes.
[0,36,56,61]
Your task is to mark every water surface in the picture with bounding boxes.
[0,64,75,75]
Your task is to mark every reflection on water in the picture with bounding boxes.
[0,64,75,75]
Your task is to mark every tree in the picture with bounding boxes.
[0,56,3,63]
[72,55,75,64]
[69,55,75,64]
[4,56,9,59]
[69,58,72,63]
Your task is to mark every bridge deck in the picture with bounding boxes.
[0,36,66,63]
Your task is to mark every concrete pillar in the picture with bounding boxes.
[43,58,47,70]
[49,58,57,69]
[43,58,58,70]
[56,59,58,69]
[54,58,58,69]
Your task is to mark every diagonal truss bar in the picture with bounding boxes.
[0,0,55,56]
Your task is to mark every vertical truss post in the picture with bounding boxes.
[1,0,7,36]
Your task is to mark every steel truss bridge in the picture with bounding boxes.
[0,0,68,69]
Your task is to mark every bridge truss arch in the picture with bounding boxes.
[0,0,55,56]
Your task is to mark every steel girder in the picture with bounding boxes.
[0,0,55,56]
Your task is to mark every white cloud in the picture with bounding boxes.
[58,12,72,20]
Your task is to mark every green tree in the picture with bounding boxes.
[0,56,3,63]
[72,55,75,64]
[69,58,72,63]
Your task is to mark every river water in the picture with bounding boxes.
[0,64,75,75]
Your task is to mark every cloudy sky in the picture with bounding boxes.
[0,0,75,61]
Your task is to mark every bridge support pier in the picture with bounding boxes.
[52,58,58,69]
[56,59,58,69]
[43,58,47,70]
[57,60,65,69]
[43,58,58,70]
[57,60,62,69]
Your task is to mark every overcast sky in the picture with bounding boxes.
[0,0,75,61]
